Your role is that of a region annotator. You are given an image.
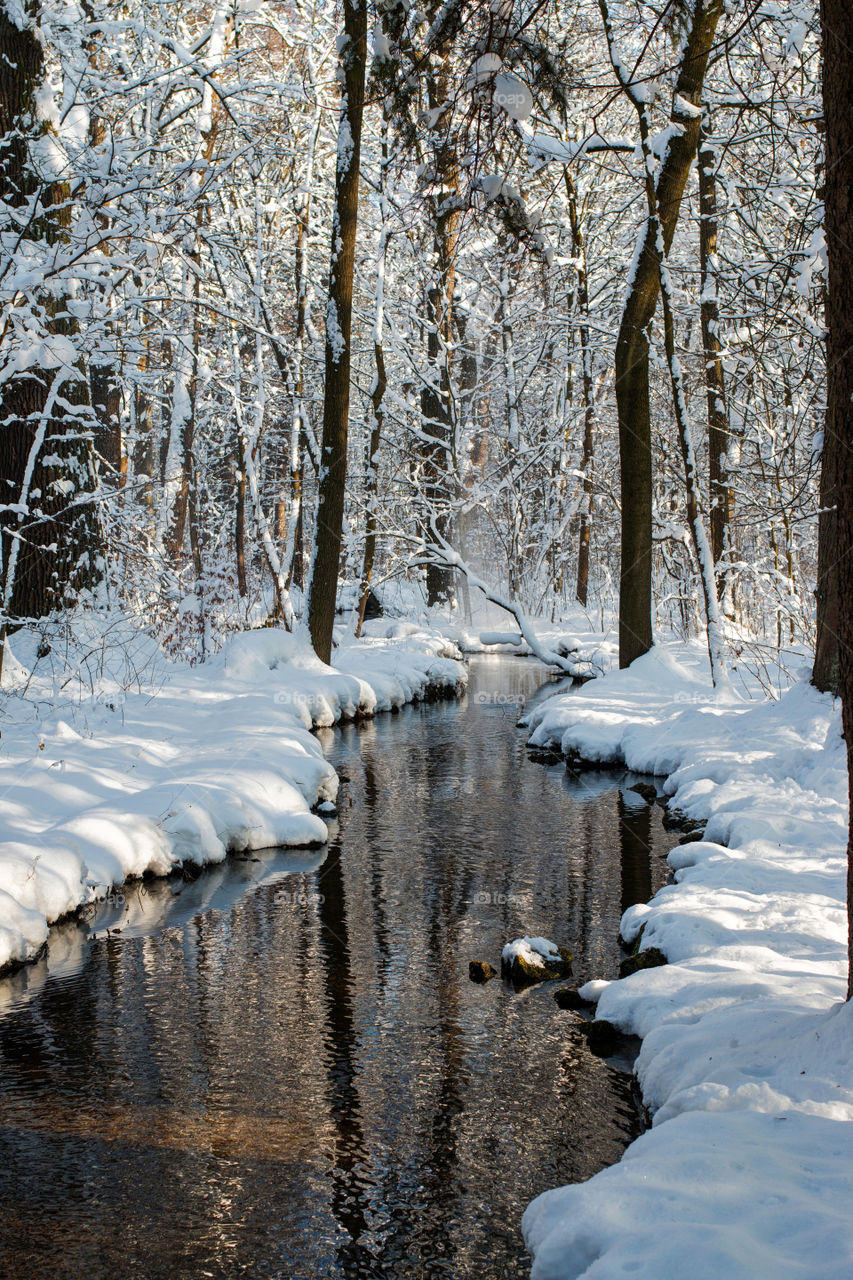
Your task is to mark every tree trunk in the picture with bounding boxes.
[161,5,231,561]
[236,438,248,598]
[0,2,98,633]
[133,340,156,530]
[420,40,460,609]
[603,0,724,667]
[564,169,596,608]
[814,253,840,692]
[355,344,385,638]
[660,248,728,689]
[306,0,367,664]
[814,413,840,693]
[819,0,853,997]
[355,119,390,639]
[698,115,732,595]
[283,81,321,597]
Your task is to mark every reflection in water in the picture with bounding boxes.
[618,791,654,916]
[0,657,678,1280]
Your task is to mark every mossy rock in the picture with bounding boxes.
[579,1018,624,1055]
[527,746,564,765]
[566,750,620,773]
[554,986,593,1011]
[502,945,573,988]
[662,806,706,836]
[619,921,645,954]
[469,960,498,984]
[619,946,668,978]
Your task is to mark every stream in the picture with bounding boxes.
[0,656,679,1279]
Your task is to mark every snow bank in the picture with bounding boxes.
[333,624,465,712]
[0,622,465,972]
[524,1104,853,1280]
[522,642,853,1278]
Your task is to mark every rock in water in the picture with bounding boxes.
[619,946,667,978]
[554,986,594,1010]
[580,1019,625,1056]
[501,936,573,987]
[469,960,498,983]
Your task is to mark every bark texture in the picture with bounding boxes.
[698,119,731,584]
[819,0,853,997]
[0,3,96,626]
[307,0,368,663]
[610,0,723,667]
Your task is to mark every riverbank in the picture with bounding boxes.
[0,618,466,973]
[521,641,853,1279]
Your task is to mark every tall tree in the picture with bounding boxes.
[698,113,731,595]
[601,0,724,668]
[307,0,368,663]
[0,0,98,639]
[819,0,853,996]
[418,18,461,608]
[813,369,840,694]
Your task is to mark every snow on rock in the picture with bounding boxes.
[523,641,853,1278]
[502,936,562,968]
[0,623,466,972]
[502,935,573,985]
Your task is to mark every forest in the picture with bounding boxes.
[0,0,834,671]
[0,1,851,1278]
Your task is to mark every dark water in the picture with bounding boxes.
[0,657,678,1280]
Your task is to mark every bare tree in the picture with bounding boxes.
[819,0,853,996]
[601,0,724,668]
[0,0,98,646]
[307,0,368,663]
[698,111,732,597]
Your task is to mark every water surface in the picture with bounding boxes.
[0,657,677,1279]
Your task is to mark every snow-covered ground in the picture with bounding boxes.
[0,617,465,973]
[521,642,853,1279]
